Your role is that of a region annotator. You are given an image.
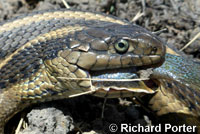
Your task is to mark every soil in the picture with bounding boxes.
[0,0,200,134]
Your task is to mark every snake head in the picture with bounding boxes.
[70,23,166,70]
[53,23,165,98]
[48,22,166,98]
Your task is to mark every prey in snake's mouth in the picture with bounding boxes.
[89,67,156,98]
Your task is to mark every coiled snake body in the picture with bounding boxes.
[0,9,199,133]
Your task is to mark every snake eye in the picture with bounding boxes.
[114,39,129,54]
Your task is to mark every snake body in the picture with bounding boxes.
[150,53,200,116]
[0,10,166,133]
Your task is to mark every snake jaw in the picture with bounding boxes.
[89,68,156,98]
[91,81,155,98]
[95,82,155,93]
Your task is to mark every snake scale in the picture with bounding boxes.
[0,9,200,133]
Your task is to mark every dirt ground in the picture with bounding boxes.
[0,0,200,134]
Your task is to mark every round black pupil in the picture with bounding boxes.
[118,42,125,48]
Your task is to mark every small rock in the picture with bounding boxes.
[19,107,74,134]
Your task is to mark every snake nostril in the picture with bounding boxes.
[152,47,158,54]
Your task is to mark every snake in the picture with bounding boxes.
[0,9,199,133]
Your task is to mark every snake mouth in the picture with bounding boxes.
[89,67,155,98]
